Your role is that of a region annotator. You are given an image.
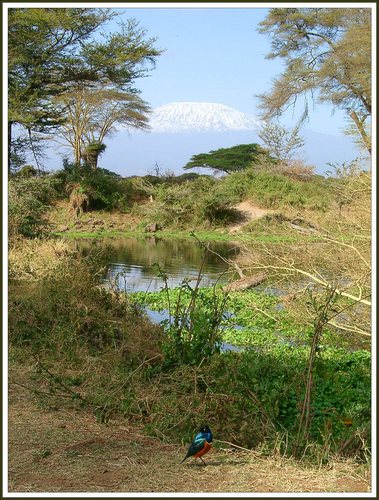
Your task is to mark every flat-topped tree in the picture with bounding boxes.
[55,86,151,166]
[183,144,272,174]
[8,8,162,172]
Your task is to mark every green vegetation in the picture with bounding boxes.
[7,6,371,479]
[220,169,333,210]
[131,286,368,353]
[9,241,370,460]
[135,175,240,228]
[54,162,130,211]
[9,175,59,238]
[183,143,273,174]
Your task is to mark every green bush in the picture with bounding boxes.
[131,284,370,459]
[148,176,239,228]
[140,346,370,460]
[246,171,332,210]
[212,167,332,211]
[53,162,129,211]
[145,271,229,367]
[8,176,59,237]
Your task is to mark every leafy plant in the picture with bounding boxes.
[8,176,59,237]
[152,258,229,367]
[54,161,128,211]
[183,143,273,174]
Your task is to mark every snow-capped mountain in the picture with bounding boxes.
[148,102,261,133]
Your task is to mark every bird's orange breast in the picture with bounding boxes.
[194,441,212,458]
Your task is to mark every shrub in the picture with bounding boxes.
[9,238,163,361]
[8,176,59,237]
[148,176,239,228]
[53,162,128,211]
[139,346,370,460]
[246,171,332,210]
[147,269,229,367]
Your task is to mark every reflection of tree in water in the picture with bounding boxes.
[75,236,237,292]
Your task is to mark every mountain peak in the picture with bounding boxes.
[148,101,261,133]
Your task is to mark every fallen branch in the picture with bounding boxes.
[214,439,259,456]
[327,320,371,337]
[251,264,371,306]
[9,380,73,399]
[222,272,267,292]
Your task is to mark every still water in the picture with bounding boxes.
[76,236,239,292]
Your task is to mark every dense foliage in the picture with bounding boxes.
[212,168,332,210]
[134,175,240,228]
[183,143,273,174]
[8,176,59,237]
[8,243,370,460]
[53,162,130,210]
[129,284,370,456]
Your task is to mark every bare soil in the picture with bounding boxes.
[8,377,371,494]
[229,201,270,233]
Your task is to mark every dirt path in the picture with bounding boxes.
[229,201,270,233]
[8,382,371,494]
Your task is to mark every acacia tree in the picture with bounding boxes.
[258,122,305,164]
[8,8,162,172]
[183,144,272,174]
[55,87,151,167]
[258,8,372,153]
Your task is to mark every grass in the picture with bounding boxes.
[8,367,371,493]
[52,227,303,244]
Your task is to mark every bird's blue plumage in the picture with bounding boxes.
[181,425,213,464]
[187,434,206,456]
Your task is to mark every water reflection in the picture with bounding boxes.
[76,236,239,292]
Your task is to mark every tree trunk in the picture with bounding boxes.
[74,136,82,166]
[8,121,12,176]
[92,152,99,169]
[222,273,267,292]
[350,110,371,154]
[27,127,41,174]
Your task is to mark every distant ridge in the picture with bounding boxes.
[148,101,261,133]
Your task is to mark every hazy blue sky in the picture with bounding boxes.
[25,4,363,174]
[109,6,349,135]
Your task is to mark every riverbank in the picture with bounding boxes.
[47,200,307,244]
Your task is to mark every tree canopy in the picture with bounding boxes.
[55,87,151,167]
[183,144,271,174]
[258,8,371,153]
[8,8,162,172]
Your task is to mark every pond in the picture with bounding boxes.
[73,236,303,352]
[76,236,240,292]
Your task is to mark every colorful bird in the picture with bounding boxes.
[181,425,213,465]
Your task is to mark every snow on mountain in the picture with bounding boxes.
[148,102,261,133]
